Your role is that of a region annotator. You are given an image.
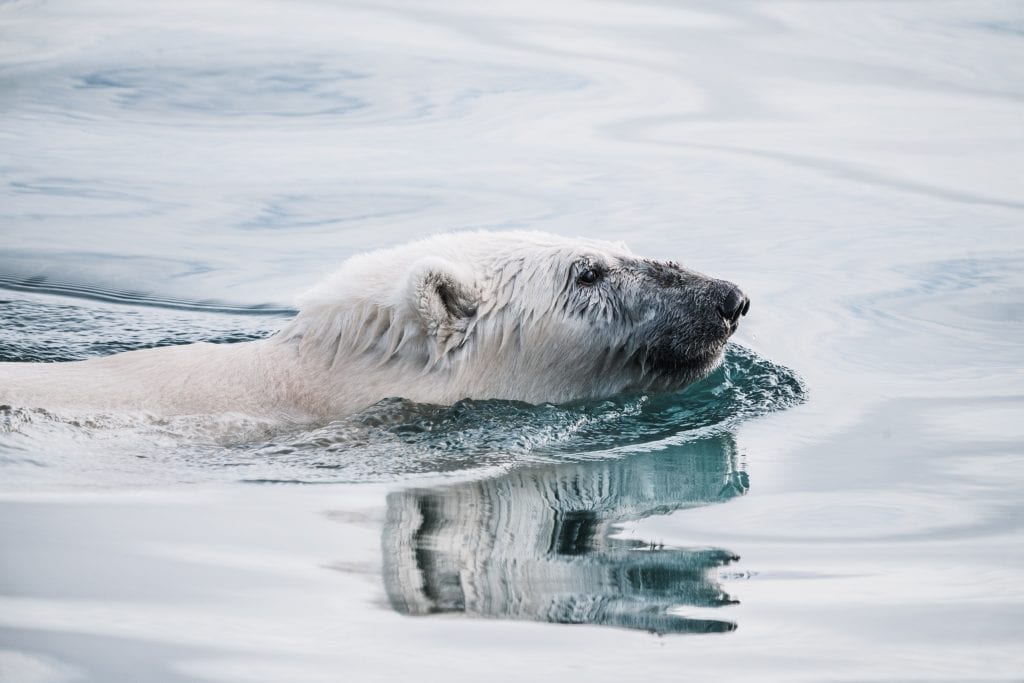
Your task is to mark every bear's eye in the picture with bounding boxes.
[577,268,601,286]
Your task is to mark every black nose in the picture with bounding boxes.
[717,286,749,324]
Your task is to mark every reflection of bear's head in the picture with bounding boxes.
[380,433,746,634]
[279,231,747,409]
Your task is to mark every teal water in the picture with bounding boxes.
[1,1,1022,681]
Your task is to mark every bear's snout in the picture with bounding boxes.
[715,284,749,325]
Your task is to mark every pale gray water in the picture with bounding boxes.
[1,1,1023,681]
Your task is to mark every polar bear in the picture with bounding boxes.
[0,231,748,424]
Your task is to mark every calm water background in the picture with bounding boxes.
[2,0,1023,681]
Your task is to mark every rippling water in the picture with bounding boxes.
[1,1,1022,681]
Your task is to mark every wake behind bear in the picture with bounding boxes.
[0,231,749,425]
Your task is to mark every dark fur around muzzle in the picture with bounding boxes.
[631,259,749,384]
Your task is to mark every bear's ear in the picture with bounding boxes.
[405,257,478,337]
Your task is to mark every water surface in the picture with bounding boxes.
[1,1,1022,681]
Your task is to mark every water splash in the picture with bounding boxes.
[246,343,804,479]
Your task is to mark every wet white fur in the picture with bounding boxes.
[0,231,644,423]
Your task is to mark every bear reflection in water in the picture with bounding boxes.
[381,433,746,634]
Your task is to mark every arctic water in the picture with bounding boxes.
[1,1,1022,681]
